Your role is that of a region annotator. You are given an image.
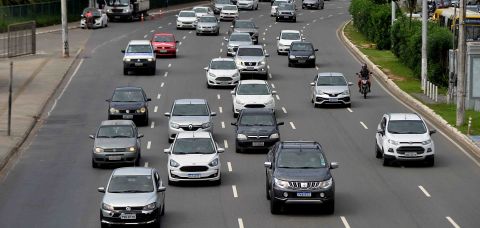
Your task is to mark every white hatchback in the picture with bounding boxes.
[231,80,276,117]
[276,30,303,54]
[205,58,240,88]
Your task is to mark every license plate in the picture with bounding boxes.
[329,98,338,102]
[122,115,133,119]
[283,16,289,18]
[109,156,122,161]
[247,67,255,70]
[114,16,120,19]
[405,152,417,157]
[297,192,311,197]
[134,63,143,66]
[188,173,201,178]
[120,213,136,219]
[160,50,168,53]
[298,60,306,63]
[252,142,264,147]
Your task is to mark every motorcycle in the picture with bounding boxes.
[360,79,369,99]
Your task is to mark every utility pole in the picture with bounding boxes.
[391,0,396,26]
[61,0,69,58]
[457,0,466,126]
[421,0,428,91]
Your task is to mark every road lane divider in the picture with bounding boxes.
[227,162,232,172]
[154,106,158,112]
[232,185,238,198]
[220,48,223,53]
[222,42,224,46]
[282,107,287,114]
[161,82,165,87]
[219,107,223,113]
[360,121,368,129]
[168,22,172,25]
[446,217,460,228]
[276,95,280,100]
[147,141,151,149]
[179,41,182,46]
[418,186,431,197]
[158,26,163,29]
[224,139,229,149]
[144,162,149,167]
[164,72,168,77]
[151,121,155,129]
[347,107,353,112]
[340,216,351,228]
[269,73,272,79]
[238,218,245,228]
[289,122,296,130]
[189,31,192,34]
[157,93,161,99]
[143,34,148,38]
[182,36,186,39]
[168,63,172,68]
[221,121,225,128]
[217,94,221,100]
[271,83,275,89]
[150,30,155,33]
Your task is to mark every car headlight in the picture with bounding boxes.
[421,139,432,145]
[170,122,180,129]
[274,178,290,189]
[169,159,180,167]
[388,139,400,146]
[289,55,296,59]
[202,122,211,128]
[309,55,315,59]
[124,8,131,13]
[269,133,279,139]
[109,107,119,114]
[316,90,324,95]
[259,61,266,65]
[235,98,245,105]
[266,98,275,105]
[128,146,136,152]
[107,9,112,13]
[137,107,146,113]
[341,90,350,95]
[124,58,131,62]
[147,58,154,62]
[95,147,104,153]
[143,202,156,211]
[235,59,243,66]
[208,158,219,167]
[237,134,247,140]
[209,72,216,78]
[319,177,333,189]
[102,203,114,211]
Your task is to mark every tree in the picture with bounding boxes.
[405,0,418,25]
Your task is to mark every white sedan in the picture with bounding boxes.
[205,58,240,88]
[220,5,239,21]
[80,8,108,29]
[231,80,276,117]
[277,30,303,54]
[176,10,198,29]
[192,6,214,18]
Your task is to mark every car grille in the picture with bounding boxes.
[289,181,320,190]
[130,59,148,63]
[247,135,269,138]
[324,93,340,97]
[280,12,293,15]
[244,104,265,108]
[180,166,209,172]
[396,146,425,154]
[248,32,255,36]
[244,62,257,66]
[180,125,202,131]
[216,77,232,81]
[119,109,137,114]
[113,206,143,211]
[183,22,192,24]
[103,148,127,152]
[111,9,123,13]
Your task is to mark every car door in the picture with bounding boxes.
[265,144,276,184]
[376,116,387,150]
[133,123,141,151]
[311,74,318,97]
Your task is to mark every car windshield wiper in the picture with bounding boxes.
[111,135,131,138]
[116,190,150,193]
[97,136,111,138]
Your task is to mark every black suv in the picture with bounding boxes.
[231,108,283,153]
[107,87,151,126]
[288,41,318,68]
[264,141,338,214]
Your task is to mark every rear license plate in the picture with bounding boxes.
[405,152,417,157]
[108,156,122,161]
[134,63,143,66]
[122,115,133,119]
[120,213,136,219]
[160,50,168,53]
[329,98,338,102]
[297,192,312,197]
[298,60,306,63]
[188,173,201,178]
[252,142,264,147]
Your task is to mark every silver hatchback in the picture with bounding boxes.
[310,72,353,107]
[196,15,220,35]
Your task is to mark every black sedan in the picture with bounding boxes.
[107,86,151,126]
[288,41,318,68]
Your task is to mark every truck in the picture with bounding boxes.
[105,0,150,21]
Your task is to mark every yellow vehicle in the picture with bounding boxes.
[433,7,480,41]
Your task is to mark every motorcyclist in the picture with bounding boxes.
[85,10,94,29]
[357,63,371,92]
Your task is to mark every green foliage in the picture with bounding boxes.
[349,0,391,49]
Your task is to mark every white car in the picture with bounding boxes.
[80,8,108,29]
[231,80,276,117]
[164,132,224,185]
[271,0,289,16]
[220,5,239,21]
[176,10,197,29]
[205,58,240,88]
[375,113,436,166]
[192,6,214,18]
[276,30,303,54]
[237,0,258,10]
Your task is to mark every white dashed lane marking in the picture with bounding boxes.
[143,34,148,38]
[446,217,460,228]
[183,36,186,39]
[144,162,149,167]
[347,107,353,113]
[147,141,151,149]
[282,107,287,114]
[269,73,272,79]
[224,139,229,149]
[340,216,351,228]
[276,95,280,101]
[221,121,225,128]
[217,94,221,100]
[151,121,155,128]
[271,83,275,89]
[168,63,172,68]
[360,121,368,129]
[161,82,165,88]
[418,186,431,197]
[220,48,223,53]
[157,94,161,99]
[238,218,245,228]
[289,122,296,130]
[232,185,238,198]
[164,72,168,77]
[150,30,155,33]
[154,106,158,112]
[219,107,223,113]
[227,162,232,172]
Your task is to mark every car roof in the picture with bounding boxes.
[100,120,135,126]
[128,40,151,45]
[174,99,207,104]
[239,79,267,84]
[114,86,143,91]
[237,45,264,49]
[235,19,253,22]
[193,6,209,9]
[112,167,153,176]
[281,30,300,33]
[291,41,313,45]
[179,10,195,13]
[211,57,235,61]
[231,32,251,36]
[176,131,212,139]
[388,113,422,121]
[240,108,275,115]
[153,33,174,36]
[280,141,323,150]
[317,72,344,77]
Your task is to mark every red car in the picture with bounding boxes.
[151,33,178,57]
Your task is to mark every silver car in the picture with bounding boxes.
[225,32,253,56]
[234,45,269,79]
[213,0,232,14]
[196,15,220,35]
[98,167,166,227]
[310,72,353,107]
[90,120,143,168]
[229,20,259,44]
[205,57,241,87]
[164,99,217,143]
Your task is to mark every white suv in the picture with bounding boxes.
[375,113,436,166]
[276,30,303,54]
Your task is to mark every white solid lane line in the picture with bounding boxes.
[290,122,296,130]
[276,95,280,100]
[164,72,168,77]
[144,162,149,167]
[221,121,225,128]
[232,185,238,198]
[157,94,161,99]
[282,107,287,114]
[446,217,461,228]
[217,94,221,100]
[360,121,368,129]
[219,107,223,113]
[151,121,155,129]
[161,82,165,87]
[418,186,431,197]
[347,107,353,112]
[224,139,229,149]
[271,83,275,89]
[154,106,158,112]
[147,141,151,149]
[238,218,245,228]
[340,216,351,228]
[227,162,232,172]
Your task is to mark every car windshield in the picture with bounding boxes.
[281,32,300,40]
[108,175,154,193]
[172,138,215,154]
[126,44,152,53]
[316,76,347,86]
[239,114,274,126]
[194,8,208,13]
[216,0,231,4]
[153,35,174,42]
[211,60,236,69]
[387,120,427,134]
[83,8,101,16]
[179,11,196,17]
[273,1,288,6]
[172,104,209,116]
[237,48,264,56]
[199,16,217,22]
[291,43,313,51]
[112,90,144,102]
[107,0,129,6]
[223,5,237,10]
[237,84,269,95]
[230,34,251,42]
[97,125,134,138]
[235,21,255,28]
[278,4,294,10]
[277,149,326,169]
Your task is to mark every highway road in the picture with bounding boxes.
[1,1,480,227]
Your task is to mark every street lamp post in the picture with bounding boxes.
[61,0,69,58]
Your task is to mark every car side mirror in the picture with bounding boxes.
[218,148,225,153]
[105,99,111,102]
[211,112,217,116]
[314,49,319,51]
[264,161,272,168]
[121,49,125,53]
[138,134,144,138]
[230,90,235,95]
[157,186,166,192]
[164,149,171,153]
[429,129,436,135]
[164,112,171,117]
[330,162,339,169]
[231,122,237,126]
[265,53,270,57]
[272,90,277,94]
[276,37,279,40]
[348,82,353,86]
[204,67,209,71]
[310,82,315,86]
[301,37,305,40]
[175,15,179,17]
[89,135,95,139]
[147,98,152,101]
[97,187,105,193]
[377,129,385,135]
[224,38,229,42]
[277,122,284,125]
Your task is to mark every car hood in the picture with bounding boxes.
[124,53,154,58]
[235,94,273,103]
[233,28,258,34]
[110,102,145,110]
[236,56,265,62]
[228,40,252,47]
[197,22,218,27]
[170,153,217,165]
[103,192,156,207]
[152,42,176,48]
[237,125,276,135]
[277,9,295,13]
[178,17,197,22]
[94,138,137,148]
[222,10,238,14]
[303,0,319,3]
[169,116,211,125]
[238,0,254,3]
[315,86,348,94]
[279,39,300,46]
[209,69,238,76]
[275,167,331,182]
[385,132,431,142]
[215,3,229,8]
[289,50,313,57]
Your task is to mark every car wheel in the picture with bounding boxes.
[270,198,282,214]
[346,103,351,108]
[134,156,140,166]
[324,200,335,214]
[266,179,271,200]
[213,178,222,186]
[100,222,108,228]
[375,142,382,158]
[302,5,305,9]
[293,18,296,23]
[275,18,279,22]
[256,4,258,10]
[143,115,149,126]
[151,67,156,75]
[235,146,242,153]
[382,156,392,166]
[233,111,238,118]
[123,68,128,75]
[425,156,435,167]
[92,158,99,168]
[288,61,293,67]
[160,203,165,216]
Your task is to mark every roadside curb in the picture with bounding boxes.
[338,20,480,160]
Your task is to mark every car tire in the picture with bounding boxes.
[425,156,435,167]
[324,200,335,214]
[383,156,392,166]
[150,67,156,75]
[346,103,351,108]
[266,179,271,200]
[160,203,165,216]
[288,61,293,67]
[275,18,279,22]
[233,112,238,118]
[375,142,383,158]
[123,68,128,75]
[270,198,282,214]
[302,5,305,9]
[134,156,140,166]
[235,146,242,153]
[293,18,296,23]
[92,158,99,168]
[143,115,149,126]
[100,222,108,228]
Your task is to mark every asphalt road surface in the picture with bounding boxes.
[1,1,480,228]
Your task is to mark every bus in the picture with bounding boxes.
[433,7,480,41]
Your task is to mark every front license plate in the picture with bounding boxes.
[109,156,122,161]
[120,213,136,219]
[329,98,338,102]
[122,115,133,119]
[114,16,120,19]
[405,152,417,157]
[247,67,255,70]
[134,63,143,66]
[283,16,289,18]
[252,142,264,147]
[160,50,168,53]
[298,60,306,63]
[297,192,312,197]
[188,173,201,178]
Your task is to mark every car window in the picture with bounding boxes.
[199,16,217,22]
[235,21,255,28]
[290,43,313,51]
[237,48,264,56]
[281,32,300,40]
[237,84,270,95]
[278,4,294,10]
[108,175,154,193]
[194,8,208,13]
[211,60,236,69]
[153,35,174,42]
[277,149,326,168]
[172,104,209,116]
[112,90,145,102]
[223,5,237,10]
[230,34,252,41]
[83,8,101,16]
[239,114,274,126]
[316,76,347,86]
[126,44,152,53]
[273,1,288,6]
[107,0,129,6]
[97,125,134,138]
[173,138,215,154]
[216,0,231,3]
[387,120,427,134]
[179,11,196,17]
